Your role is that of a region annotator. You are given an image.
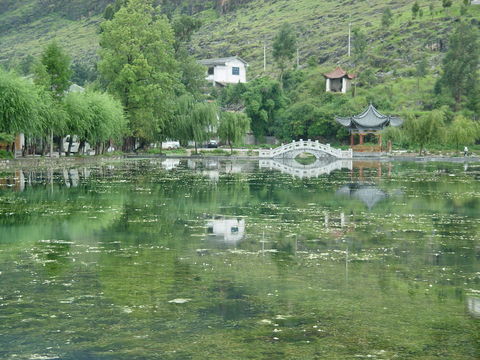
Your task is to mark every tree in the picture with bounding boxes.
[448,115,479,150]
[403,110,445,155]
[84,91,127,154]
[442,0,452,13]
[242,77,286,139]
[412,2,420,19]
[218,112,250,153]
[18,55,36,76]
[436,22,479,110]
[381,8,393,28]
[415,58,428,92]
[272,23,297,83]
[103,0,127,20]
[171,14,206,99]
[63,91,93,155]
[0,70,40,146]
[36,89,68,155]
[173,95,218,154]
[34,42,72,156]
[71,61,97,86]
[64,91,126,155]
[172,15,202,52]
[98,0,179,150]
[36,42,72,98]
[352,28,367,64]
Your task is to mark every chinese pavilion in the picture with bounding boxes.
[335,104,403,147]
[324,67,355,94]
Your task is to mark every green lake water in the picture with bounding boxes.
[0,159,479,359]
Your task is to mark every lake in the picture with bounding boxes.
[0,159,479,359]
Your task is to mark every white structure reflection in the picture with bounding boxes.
[206,216,246,244]
[467,296,480,319]
[162,159,181,170]
[259,159,353,179]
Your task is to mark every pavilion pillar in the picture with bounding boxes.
[350,133,354,146]
[359,134,364,145]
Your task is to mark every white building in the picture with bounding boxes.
[198,56,248,86]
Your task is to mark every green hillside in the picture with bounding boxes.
[1,0,479,77]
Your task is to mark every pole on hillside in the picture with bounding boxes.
[348,21,351,57]
[263,41,267,72]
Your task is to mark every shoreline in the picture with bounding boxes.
[1,153,479,170]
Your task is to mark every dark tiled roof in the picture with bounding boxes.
[335,104,403,131]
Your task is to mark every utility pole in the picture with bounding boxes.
[263,41,267,72]
[348,21,352,57]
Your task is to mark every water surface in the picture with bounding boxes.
[0,159,479,359]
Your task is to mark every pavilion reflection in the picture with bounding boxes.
[351,161,393,180]
[259,159,353,179]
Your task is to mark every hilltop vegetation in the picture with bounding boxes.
[1,0,479,77]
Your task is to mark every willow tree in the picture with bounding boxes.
[36,90,68,155]
[64,92,93,155]
[218,112,250,154]
[98,0,179,150]
[448,115,479,150]
[403,110,445,155]
[174,95,218,154]
[84,91,126,154]
[0,70,40,152]
[64,91,126,155]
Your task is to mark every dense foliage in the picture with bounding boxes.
[98,0,179,148]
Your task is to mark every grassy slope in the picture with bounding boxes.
[0,0,107,66]
[0,0,479,77]
[191,0,480,76]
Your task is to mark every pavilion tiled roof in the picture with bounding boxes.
[335,104,403,131]
[324,67,355,79]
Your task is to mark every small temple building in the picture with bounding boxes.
[335,104,403,147]
[324,67,355,93]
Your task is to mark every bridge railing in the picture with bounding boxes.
[258,139,352,159]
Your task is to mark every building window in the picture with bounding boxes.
[208,67,214,75]
[232,67,240,75]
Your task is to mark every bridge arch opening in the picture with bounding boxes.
[294,152,317,165]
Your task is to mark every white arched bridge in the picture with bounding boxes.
[258,140,353,159]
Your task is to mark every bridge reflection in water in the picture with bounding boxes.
[259,159,353,179]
